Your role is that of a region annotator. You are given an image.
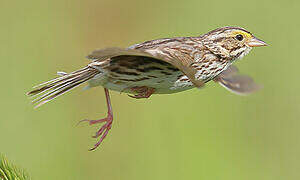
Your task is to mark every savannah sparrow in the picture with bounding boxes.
[27,26,267,150]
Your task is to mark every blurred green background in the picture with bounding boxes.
[1,0,299,179]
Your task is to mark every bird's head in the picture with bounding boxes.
[202,26,267,60]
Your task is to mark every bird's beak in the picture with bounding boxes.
[247,36,268,47]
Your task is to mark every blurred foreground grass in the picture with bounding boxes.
[0,155,29,180]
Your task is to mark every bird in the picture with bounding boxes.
[27,26,267,150]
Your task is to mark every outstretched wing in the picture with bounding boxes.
[86,46,204,88]
[214,65,261,95]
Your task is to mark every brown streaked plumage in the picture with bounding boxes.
[27,26,267,150]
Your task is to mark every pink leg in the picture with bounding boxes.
[78,88,113,151]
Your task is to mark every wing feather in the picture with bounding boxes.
[86,47,204,88]
[215,65,261,95]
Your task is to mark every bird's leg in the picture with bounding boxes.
[78,88,113,151]
[128,86,155,99]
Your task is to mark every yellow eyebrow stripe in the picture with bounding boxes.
[232,30,252,39]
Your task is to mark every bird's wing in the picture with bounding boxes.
[214,65,261,95]
[86,47,204,88]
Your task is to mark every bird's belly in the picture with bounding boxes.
[94,71,195,94]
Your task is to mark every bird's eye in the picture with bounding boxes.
[235,34,244,41]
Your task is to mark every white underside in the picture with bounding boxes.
[86,70,195,94]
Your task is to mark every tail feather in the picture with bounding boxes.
[30,70,91,98]
[56,71,68,76]
[32,75,84,104]
[32,71,94,105]
[27,67,99,108]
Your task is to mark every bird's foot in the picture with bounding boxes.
[128,86,155,99]
[78,113,113,151]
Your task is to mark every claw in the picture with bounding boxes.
[78,88,114,151]
[76,119,93,126]
[92,115,113,138]
[89,121,112,151]
[89,127,111,151]
[79,112,113,151]
[128,94,144,99]
[77,118,107,126]
[128,86,155,99]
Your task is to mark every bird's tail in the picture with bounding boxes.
[27,66,100,108]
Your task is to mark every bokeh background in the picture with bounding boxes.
[1,0,299,179]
